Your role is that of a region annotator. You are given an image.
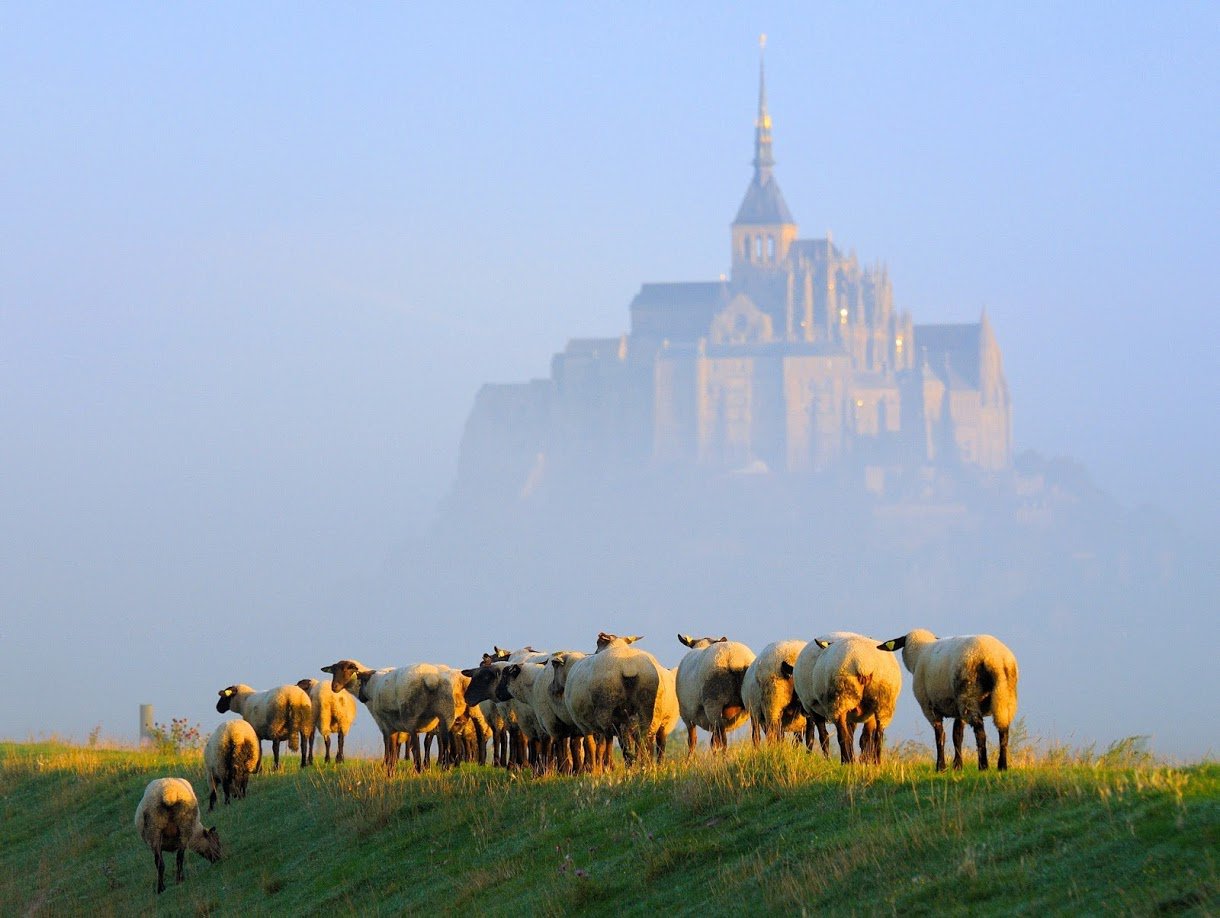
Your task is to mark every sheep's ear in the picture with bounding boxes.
[551,656,564,669]
[716,636,728,643]
[296,679,312,691]
[814,638,831,649]
[678,633,693,647]
[780,661,794,677]
[624,635,642,645]
[460,668,476,678]
[506,664,521,678]
[321,664,333,674]
[877,637,906,652]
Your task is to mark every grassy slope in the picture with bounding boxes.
[1,741,1216,916]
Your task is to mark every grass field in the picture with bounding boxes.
[2,736,1215,916]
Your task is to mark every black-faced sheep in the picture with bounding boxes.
[215,683,313,770]
[792,635,902,764]
[878,629,1019,771]
[296,677,358,765]
[134,777,221,894]
[675,634,756,753]
[322,660,469,774]
[742,640,808,745]
[203,720,259,811]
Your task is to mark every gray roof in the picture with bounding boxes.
[733,174,795,225]
[630,282,728,309]
[915,323,981,388]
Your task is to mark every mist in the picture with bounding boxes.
[2,5,1216,760]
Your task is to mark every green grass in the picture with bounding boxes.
[2,738,1216,916]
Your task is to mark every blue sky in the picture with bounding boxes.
[1,3,1216,748]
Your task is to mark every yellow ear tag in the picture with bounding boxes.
[224,689,233,696]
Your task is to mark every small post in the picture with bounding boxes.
[139,704,154,746]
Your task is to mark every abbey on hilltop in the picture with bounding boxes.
[457,51,1011,498]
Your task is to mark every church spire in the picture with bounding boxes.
[754,34,775,182]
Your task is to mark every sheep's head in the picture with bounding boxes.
[321,660,364,695]
[678,634,727,650]
[461,664,504,706]
[296,678,317,693]
[494,664,522,702]
[216,686,239,714]
[596,632,642,652]
[194,826,222,863]
[549,653,573,698]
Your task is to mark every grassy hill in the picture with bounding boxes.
[2,738,1215,916]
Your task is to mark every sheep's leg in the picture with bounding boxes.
[323,733,332,764]
[973,720,989,770]
[299,731,309,768]
[153,845,166,894]
[271,740,282,771]
[873,723,885,764]
[337,730,345,765]
[997,724,1009,771]
[751,719,761,747]
[834,714,855,764]
[932,720,947,772]
[422,733,433,768]
[175,848,185,884]
[655,726,667,763]
[686,723,697,756]
[254,741,264,774]
[816,716,831,757]
[952,718,965,770]
[858,722,874,763]
[209,785,218,812]
[411,734,423,773]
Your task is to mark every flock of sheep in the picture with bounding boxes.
[134,627,1018,893]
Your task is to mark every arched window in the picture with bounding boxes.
[767,236,776,260]
[755,236,763,260]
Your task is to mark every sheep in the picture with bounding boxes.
[561,633,675,769]
[742,640,808,746]
[791,634,902,764]
[786,631,867,755]
[877,629,1019,771]
[536,651,597,774]
[322,660,469,773]
[460,659,546,770]
[134,777,221,894]
[461,646,547,769]
[675,634,756,753]
[495,661,553,771]
[215,683,313,770]
[203,720,259,811]
[296,677,358,765]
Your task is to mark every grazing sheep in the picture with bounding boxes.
[215,683,313,770]
[878,629,1019,771]
[792,635,902,764]
[562,633,674,769]
[322,660,468,773]
[203,720,259,811]
[786,632,866,755]
[134,778,221,894]
[296,677,358,765]
[675,634,756,753]
[742,640,808,746]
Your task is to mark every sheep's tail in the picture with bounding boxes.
[721,665,749,722]
[983,657,1019,730]
[285,696,311,752]
[231,735,257,777]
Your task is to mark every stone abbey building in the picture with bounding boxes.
[458,60,1011,496]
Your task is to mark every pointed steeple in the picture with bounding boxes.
[734,35,793,226]
[754,34,775,182]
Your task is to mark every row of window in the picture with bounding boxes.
[740,233,778,262]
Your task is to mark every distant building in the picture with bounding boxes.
[458,53,1011,498]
